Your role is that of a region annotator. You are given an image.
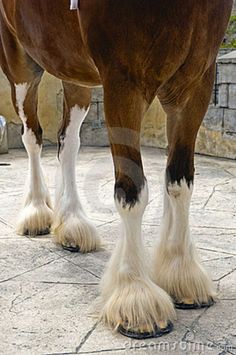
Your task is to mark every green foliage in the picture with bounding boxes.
[221,15,236,48]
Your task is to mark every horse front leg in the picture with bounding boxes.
[100,79,175,338]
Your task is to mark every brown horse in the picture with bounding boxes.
[0,0,232,339]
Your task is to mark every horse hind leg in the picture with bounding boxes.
[153,63,216,307]
[0,15,53,235]
[52,82,100,253]
[4,62,53,235]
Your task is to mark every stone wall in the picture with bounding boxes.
[195,51,236,159]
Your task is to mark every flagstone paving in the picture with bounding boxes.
[0,146,235,355]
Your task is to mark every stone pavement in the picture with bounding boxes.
[0,146,235,355]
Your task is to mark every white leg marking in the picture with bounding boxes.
[100,182,175,331]
[161,179,193,251]
[70,0,78,10]
[53,105,100,252]
[15,83,53,235]
[15,83,29,124]
[153,178,215,304]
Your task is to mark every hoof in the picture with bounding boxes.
[100,276,175,340]
[118,321,173,339]
[62,245,80,252]
[174,297,214,310]
[153,245,216,311]
[24,227,51,236]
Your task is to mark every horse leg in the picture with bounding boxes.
[100,78,175,338]
[12,75,53,236]
[0,19,53,236]
[52,81,100,253]
[153,64,216,308]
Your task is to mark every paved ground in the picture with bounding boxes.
[0,146,235,355]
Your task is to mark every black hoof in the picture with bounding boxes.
[37,228,51,236]
[24,227,50,236]
[118,321,173,339]
[62,245,80,252]
[174,297,214,310]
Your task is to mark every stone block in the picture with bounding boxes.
[7,122,23,149]
[202,106,223,131]
[224,109,236,133]
[196,126,236,159]
[223,131,236,142]
[81,121,109,146]
[86,101,99,122]
[218,50,236,63]
[86,100,105,124]
[91,87,104,102]
[228,84,236,109]
[218,63,236,83]
[0,116,8,154]
[218,84,228,108]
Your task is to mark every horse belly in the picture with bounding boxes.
[1,0,101,87]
